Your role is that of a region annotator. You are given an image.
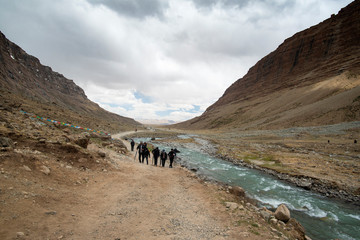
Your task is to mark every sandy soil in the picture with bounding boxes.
[0,133,294,240]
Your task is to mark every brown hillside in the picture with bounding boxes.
[0,31,140,133]
[176,0,360,130]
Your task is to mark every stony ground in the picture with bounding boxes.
[160,123,360,203]
[209,124,360,203]
[0,109,305,240]
[132,122,360,204]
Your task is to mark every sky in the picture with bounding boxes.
[0,0,353,123]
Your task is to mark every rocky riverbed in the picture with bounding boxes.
[131,125,360,205]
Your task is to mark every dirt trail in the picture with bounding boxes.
[72,159,232,239]
[1,131,284,239]
[78,135,237,239]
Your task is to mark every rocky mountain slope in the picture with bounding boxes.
[0,31,139,134]
[176,0,360,130]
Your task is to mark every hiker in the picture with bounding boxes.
[143,145,151,165]
[130,139,135,151]
[168,149,176,168]
[160,149,167,167]
[141,142,148,164]
[136,141,143,163]
[152,147,160,166]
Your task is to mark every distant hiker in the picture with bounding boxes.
[174,148,180,153]
[328,140,330,143]
[168,149,176,168]
[355,139,358,144]
[143,145,151,165]
[136,141,143,163]
[160,149,167,167]
[130,139,135,151]
[152,147,160,166]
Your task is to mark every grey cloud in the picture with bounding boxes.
[192,0,295,18]
[0,0,353,122]
[192,0,250,9]
[87,0,168,19]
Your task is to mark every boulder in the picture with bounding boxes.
[275,204,291,223]
[297,178,312,190]
[78,158,87,163]
[0,137,14,147]
[74,137,89,149]
[98,151,106,158]
[39,165,51,175]
[112,139,127,148]
[287,218,306,240]
[60,143,80,153]
[228,186,245,197]
[225,202,238,210]
[68,133,90,148]
[270,218,278,225]
[16,232,25,238]
[23,165,32,172]
[260,209,273,221]
[90,132,111,140]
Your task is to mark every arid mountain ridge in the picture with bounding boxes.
[176,0,360,130]
[0,31,139,133]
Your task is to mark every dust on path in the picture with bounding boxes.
[61,134,270,239]
[76,133,237,239]
[0,131,279,240]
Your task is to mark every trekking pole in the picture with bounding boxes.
[134,151,137,162]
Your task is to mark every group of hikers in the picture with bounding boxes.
[130,139,178,168]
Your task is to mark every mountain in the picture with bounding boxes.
[175,0,360,130]
[0,31,140,133]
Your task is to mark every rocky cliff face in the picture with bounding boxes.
[0,32,87,103]
[0,31,139,133]
[177,0,360,130]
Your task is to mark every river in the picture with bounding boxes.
[133,136,360,240]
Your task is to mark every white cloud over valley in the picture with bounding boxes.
[0,0,353,122]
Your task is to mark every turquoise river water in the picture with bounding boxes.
[134,136,360,240]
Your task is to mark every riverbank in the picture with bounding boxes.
[205,123,360,205]
[217,154,359,204]
[127,129,360,239]
[128,123,360,205]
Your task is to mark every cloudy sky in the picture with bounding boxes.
[0,0,353,123]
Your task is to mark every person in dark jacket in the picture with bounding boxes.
[152,147,160,166]
[130,139,135,151]
[168,149,176,168]
[160,149,167,167]
[141,142,148,164]
[143,146,151,165]
[136,141,143,163]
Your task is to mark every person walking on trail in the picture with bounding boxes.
[160,149,167,167]
[152,147,160,166]
[141,142,148,164]
[143,145,151,165]
[130,139,135,151]
[136,141,143,163]
[168,149,176,168]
